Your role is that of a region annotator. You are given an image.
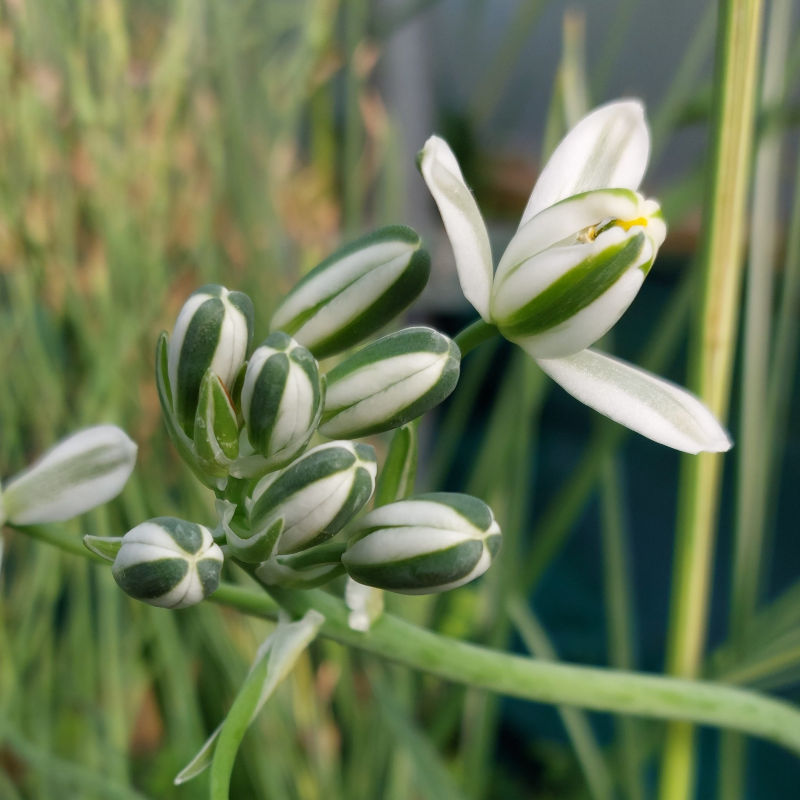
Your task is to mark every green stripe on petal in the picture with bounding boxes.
[345,539,484,593]
[496,233,644,338]
[320,328,460,438]
[270,226,430,358]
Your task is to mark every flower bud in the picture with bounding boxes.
[270,226,430,358]
[167,284,254,434]
[319,327,460,439]
[240,332,323,470]
[225,441,377,562]
[112,517,223,609]
[490,188,666,358]
[342,492,501,594]
[1,426,137,525]
[193,369,240,475]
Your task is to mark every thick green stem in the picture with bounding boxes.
[12,525,800,760]
[213,584,800,756]
[453,318,499,358]
[661,0,764,797]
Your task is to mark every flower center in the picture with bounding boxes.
[580,216,649,242]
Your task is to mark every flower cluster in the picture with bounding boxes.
[419,100,731,454]
[102,226,502,607]
[77,99,731,615]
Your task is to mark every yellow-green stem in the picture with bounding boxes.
[660,0,764,798]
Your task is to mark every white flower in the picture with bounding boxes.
[419,100,731,454]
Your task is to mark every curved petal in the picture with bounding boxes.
[497,188,641,280]
[533,349,732,454]
[521,100,650,224]
[419,136,494,320]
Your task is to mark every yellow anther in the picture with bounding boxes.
[615,216,648,232]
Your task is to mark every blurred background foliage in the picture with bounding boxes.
[0,0,798,798]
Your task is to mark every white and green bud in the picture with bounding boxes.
[225,441,377,562]
[269,226,430,359]
[167,284,254,435]
[240,332,323,471]
[319,327,460,439]
[342,492,501,595]
[1,425,137,526]
[112,517,223,609]
[193,369,240,475]
[490,188,666,358]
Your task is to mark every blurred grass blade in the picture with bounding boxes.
[508,596,613,800]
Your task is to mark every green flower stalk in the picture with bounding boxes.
[419,100,731,454]
[112,517,224,609]
[270,225,430,358]
[343,492,501,594]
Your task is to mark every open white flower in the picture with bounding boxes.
[419,100,731,454]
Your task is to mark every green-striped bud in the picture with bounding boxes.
[240,332,323,471]
[269,226,430,359]
[1,426,137,525]
[490,189,666,358]
[319,327,460,439]
[342,492,501,594]
[193,370,240,475]
[112,517,224,609]
[167,284,254,434]
[225,441,377,562]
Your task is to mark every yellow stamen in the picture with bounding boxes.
[615,216,648,232]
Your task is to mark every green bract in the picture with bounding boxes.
[240,332,323,471]
[342,492,501,594]
[254,543,346,588]
[167,284,254,435]
[112,517,224,609]
[224,441,377,563]
[193,370,240,475]
[269,225,430,358]
[319,327,460,439]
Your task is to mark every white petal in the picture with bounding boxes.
[3,425,138,524]
[521,100,650,224]
[493,224,634,320]
[321,351,446,437]
[533,349,732,454]
[514,267,646,358]
[362,499,483,536]
[497,189,641,278]
[419,136,494,320]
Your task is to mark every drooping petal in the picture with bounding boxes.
[521,100,650,224]
[533,349,732,454]
[418,136,494,320]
